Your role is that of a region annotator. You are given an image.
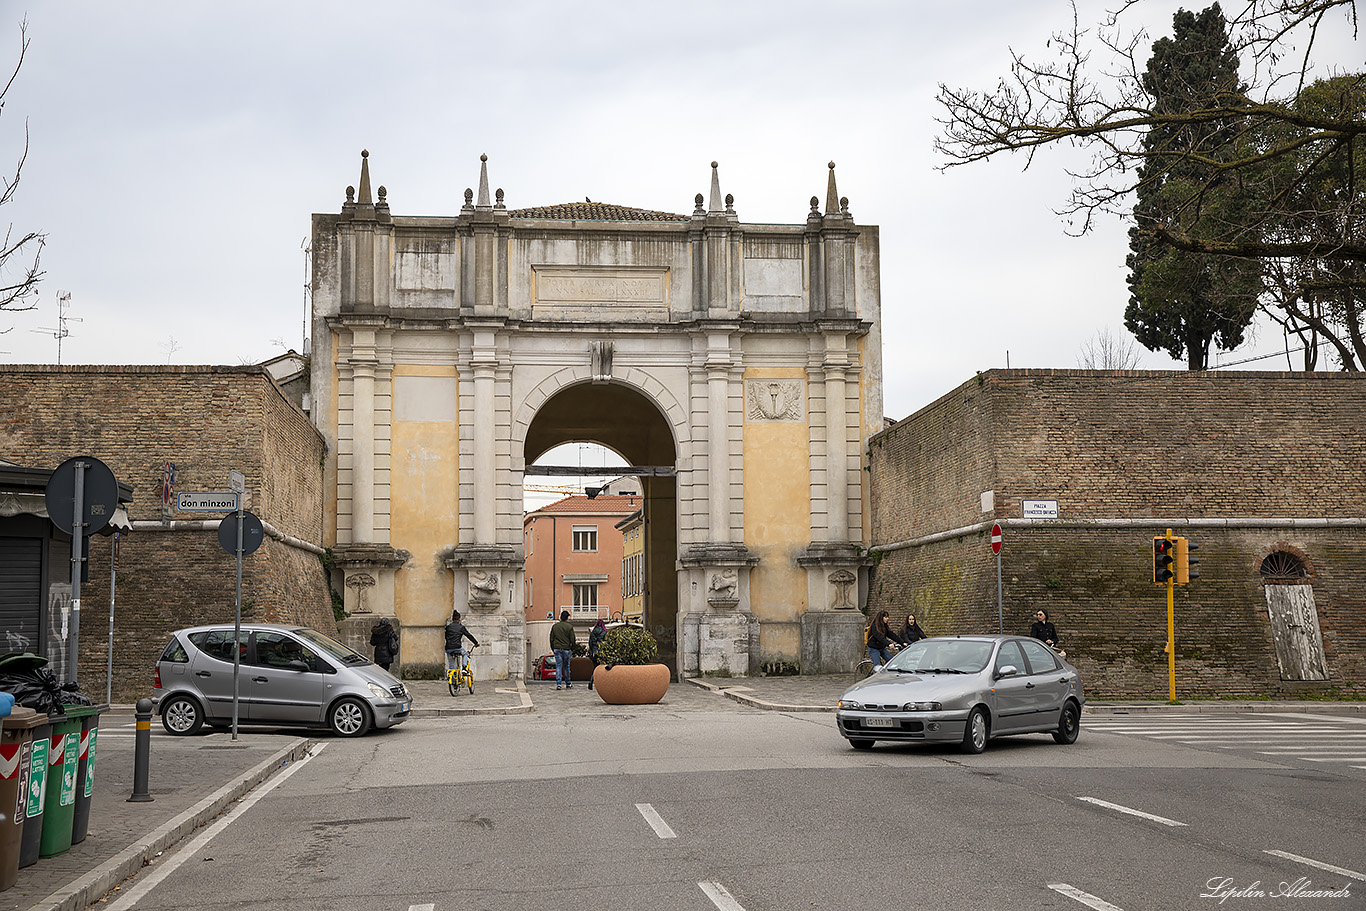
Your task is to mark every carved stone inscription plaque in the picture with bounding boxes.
[532,267,668,321]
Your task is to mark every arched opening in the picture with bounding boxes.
[523,382,679,675]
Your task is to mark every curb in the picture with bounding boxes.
[25,738,314,911]
[408,679,534,717]
[683,678,834,713]
[1084,702,1366,715]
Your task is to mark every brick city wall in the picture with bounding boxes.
[0,366,332,701]
[868,370,1366,698]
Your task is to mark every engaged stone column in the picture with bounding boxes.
[824,364,848,542]
[352,359,376,543]
[707,365,730,542]
[473,363,496,544]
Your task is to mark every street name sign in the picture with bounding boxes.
[1022,499,1059,519]
[178,492,239,511]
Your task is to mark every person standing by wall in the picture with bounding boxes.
[370,616,399,671]
[898,612,927,647]
[1030,609,1059,649]
[866,610,903,665]
[550,610,577,690]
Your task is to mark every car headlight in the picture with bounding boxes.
[366,682,391,700]
[838,699,863,711]
[902,701,941,712]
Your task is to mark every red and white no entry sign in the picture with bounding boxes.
[990,523,1003,555]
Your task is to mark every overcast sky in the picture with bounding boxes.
[2,1,1360,421]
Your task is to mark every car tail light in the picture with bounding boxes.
[153,667,161,689]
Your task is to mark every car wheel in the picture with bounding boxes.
[849,739,875,751]
[328,697,372,737]
[1052,700,1081,744]
[961,706,989,754]
[161,695,205,735]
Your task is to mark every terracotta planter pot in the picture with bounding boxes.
[592,663,670,705]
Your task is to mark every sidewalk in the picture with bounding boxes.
[6,679,1361,911]
[2,715,312,911]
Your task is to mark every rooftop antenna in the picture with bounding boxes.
[32,290,80,364]
[300,237,312,356]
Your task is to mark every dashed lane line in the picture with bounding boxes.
[636,803,677,839]
[1265,850,1366,881]
[1076,796,1187,827]
[1048,883,1126,910]
[699,881,747,911]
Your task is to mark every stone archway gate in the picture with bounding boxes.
[309,152,883,680]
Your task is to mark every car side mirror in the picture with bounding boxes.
[996,665,1019,679]
[287,659,310,672]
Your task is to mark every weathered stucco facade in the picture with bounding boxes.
[867,369,1366,699]
[311,152,883,680]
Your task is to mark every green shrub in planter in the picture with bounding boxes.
[598,626,658,667]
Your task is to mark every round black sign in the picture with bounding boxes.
[44,455,120,535]
[218,511,265,556]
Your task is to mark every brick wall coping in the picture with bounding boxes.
[130,519,326,556]
[873,516,1366,553]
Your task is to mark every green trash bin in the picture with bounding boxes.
[67,704,107,845]
[38,712,81,858]
[1,707,46,891]
[17,717,51,868]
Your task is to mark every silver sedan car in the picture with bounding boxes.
[836,635,1084,753]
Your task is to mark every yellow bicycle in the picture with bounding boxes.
[446,648,474,696]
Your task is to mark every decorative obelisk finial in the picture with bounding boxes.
[708,161,723,214]
[477,153,491,209]
[358,149,373,205]
[824,161,839,216]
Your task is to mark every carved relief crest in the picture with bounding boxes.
[345,572,377,613]
[469,570,501,604]
[829,569,857,610]
[745,379,804,422]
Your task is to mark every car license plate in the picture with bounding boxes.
[864,717,896,728]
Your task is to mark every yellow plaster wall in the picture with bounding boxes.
[742,369,810,636]
[390,365,459,632]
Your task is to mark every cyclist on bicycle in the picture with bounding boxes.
[866,610,903,665]
[444,609,480,670]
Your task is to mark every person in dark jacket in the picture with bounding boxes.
[370,616,399,671]
[549,610,577,690]
[898,613,927,647]
[587,618,607,691]
[1030,609,1059,648]
[866,610,903,665]
[444,610,480,675]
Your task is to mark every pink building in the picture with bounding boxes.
[523,494,641,629]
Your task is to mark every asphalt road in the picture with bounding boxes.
[91,708,1365,911]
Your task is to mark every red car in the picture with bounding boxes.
[532,654,557,680]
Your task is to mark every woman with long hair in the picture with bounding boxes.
[866,609,903,665]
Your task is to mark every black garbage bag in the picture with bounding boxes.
[0,664,71,716]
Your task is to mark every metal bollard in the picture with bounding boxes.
[127,698,154,803]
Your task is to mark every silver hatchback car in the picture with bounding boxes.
[836,635,1084,753]
[152,623,411,737]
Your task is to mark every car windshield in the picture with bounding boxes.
[886,639,993,674]
[292,627,369,665]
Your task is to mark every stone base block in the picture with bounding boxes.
[801,611,866,675]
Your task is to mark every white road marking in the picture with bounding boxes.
[102,743,327,911]
[408,905,435,911]
[1076,796,1186,827]
[1300,756,1366,763]
[699,881,747,911]
[1265,850,1366,881]
[636,803,677,839]
[1048,883,1127,910]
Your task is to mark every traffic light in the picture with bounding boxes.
[1153,536,1175,584]
[1176,537,1199,584]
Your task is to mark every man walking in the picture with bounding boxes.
[550,610,576,690]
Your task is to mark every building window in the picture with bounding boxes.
[572,525,597,552]
[1260,551,1307,584]
[573,583,598,615]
